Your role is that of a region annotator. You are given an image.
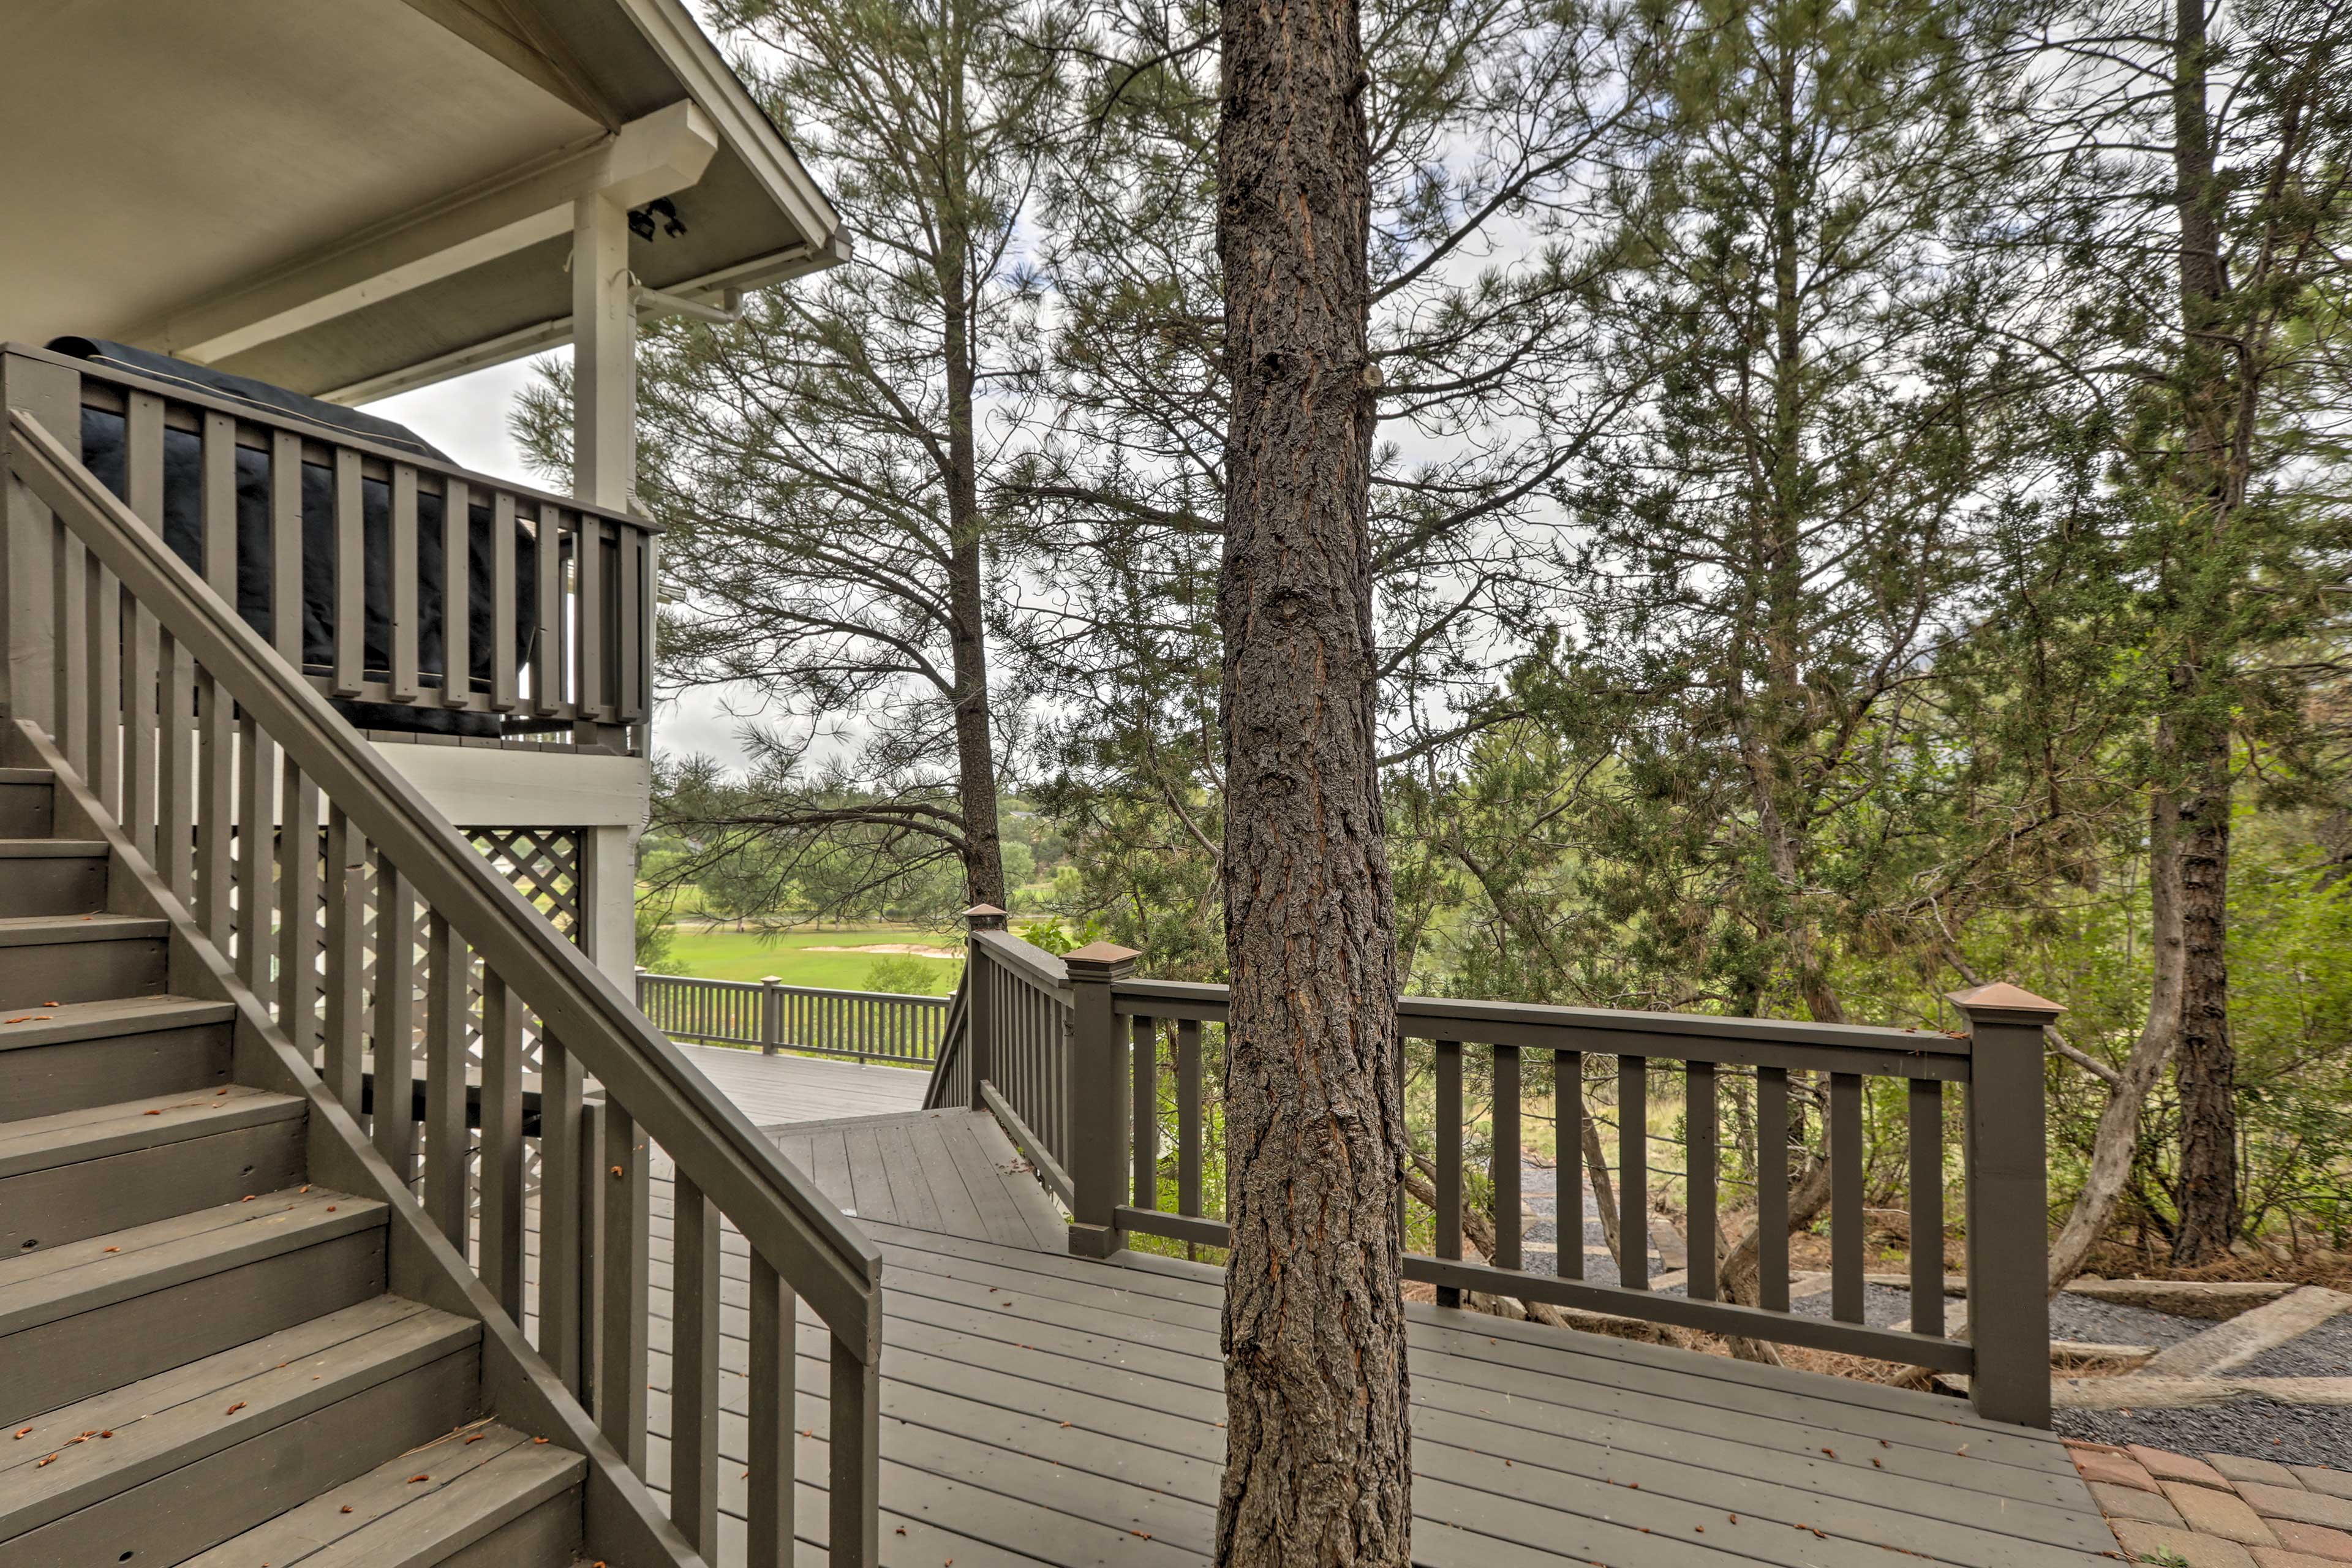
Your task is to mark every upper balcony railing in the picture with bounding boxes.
[1,341,654,751]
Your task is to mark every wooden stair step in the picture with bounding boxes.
[0,914,166,944]
[0,1085,307,1256]
[0,1189,388,1426]
[0,995,238,1123]
[0,916,170,1007]
[0,839,106,858]
[0,1083,300,1172]
[183,1422,586,1568]
[0,773,53,842]
[0,1295,480,1541]
[0,994,235,1052]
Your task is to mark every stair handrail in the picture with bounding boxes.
[6,407,881,1558]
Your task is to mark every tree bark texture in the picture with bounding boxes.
[2170,734,2237,1261]
[2162,0,2240,1264]
[942,263,1007,910]
[1215,0,1411,1559]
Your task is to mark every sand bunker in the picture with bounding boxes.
[805,942,959,959]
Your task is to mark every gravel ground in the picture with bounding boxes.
[2054,1403,2352,1472]
[2046,1294,2209,1351]
[2237,1310,2352,1378]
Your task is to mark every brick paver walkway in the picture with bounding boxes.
[2068,1439,2352,1566]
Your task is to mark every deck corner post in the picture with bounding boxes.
[760,974,784,1057]
[1065,940,1141,1259]
[962,904,1006,1112]
[1949,981,2062,1428]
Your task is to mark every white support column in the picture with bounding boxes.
[581,823,641,989]
[571,194,643,980]
[571,194,637,509]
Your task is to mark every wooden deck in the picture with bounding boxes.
[671,1041,932,1126]
[605,1048,2119,1567]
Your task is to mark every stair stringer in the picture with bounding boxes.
[8,718,706,1568]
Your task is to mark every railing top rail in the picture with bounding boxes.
[641,972,949,1005]
[1110,975,1969,1060]
[6,409,875,1344]
[2,342,655,534]
[970,927,1071,994]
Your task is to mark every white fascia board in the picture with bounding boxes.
[372,739,650,829]
[612,0,846,259]
[127,102,720,365]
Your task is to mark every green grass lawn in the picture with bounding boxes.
[656,922,965,993]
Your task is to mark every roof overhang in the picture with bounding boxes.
[0,0,844,402]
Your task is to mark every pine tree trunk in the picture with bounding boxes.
[2171,734,2237,1261]
[941,264,1006,910]
[2161,0,2239,1264]
[1213,0,1410,1559]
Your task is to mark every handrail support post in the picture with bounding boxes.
[963,904,1006,1113]
[1950,982,2062,1428]
[1065,940,1141,1259]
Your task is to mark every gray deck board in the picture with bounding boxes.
[560,1076,2118,1566]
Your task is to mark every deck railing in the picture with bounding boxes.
[1,341,655,750]
[636,970,949,1067]
[4,409,879,1564]
[937,913,2058,1428]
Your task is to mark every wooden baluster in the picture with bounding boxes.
[1687,1060,1718,1302]
[1435,1038,1463,1307]
[1555,1049,1583,1280]
[194,669,233,950]
[271,432,303,668]
[276,759,320,1058]
[333,450,363,696]
[539,1030,586,1398]
[1491,1042,1522,1272]
[442,479,470,709]
[157,628,195,903]
[576,516,606,721]
[423,913,469,1248]
[532,508,560,715]
[746,1254,797,1566]
[51,517,88,781]
[121,597,158,859]
[478,971,526,1317]
[234,716,276,1006]
[1618,1054,1648,1289]
[618,525,644,723]
[85,513,121,815]
[1830,1071,1864,1324]
[1908,1077,1945,1336]
[200,413,236,602]
[831,1333,880,1568]
[671,1174,722,1555]
[121,396,165,849]
[321,807,367,1117]
[597,1099,649,1472]
[490,492,518,714]
[372,856,418,1181]
[1757,1065,1790,1313]
[1131,1017,1159,1210]
[390,466,420,703]
[1175,1019,1203,1219]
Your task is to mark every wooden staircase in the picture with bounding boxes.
[0,755,595,1566]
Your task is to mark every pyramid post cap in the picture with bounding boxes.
[961,903,1008,918]
[1063,940,1142,970]
[1946,981,2065,1021]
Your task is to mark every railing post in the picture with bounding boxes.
[1064,940,1141,1259]
[1949,982,2061,1428]
[761,974,784,1057]
[963,903,1005,1113]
